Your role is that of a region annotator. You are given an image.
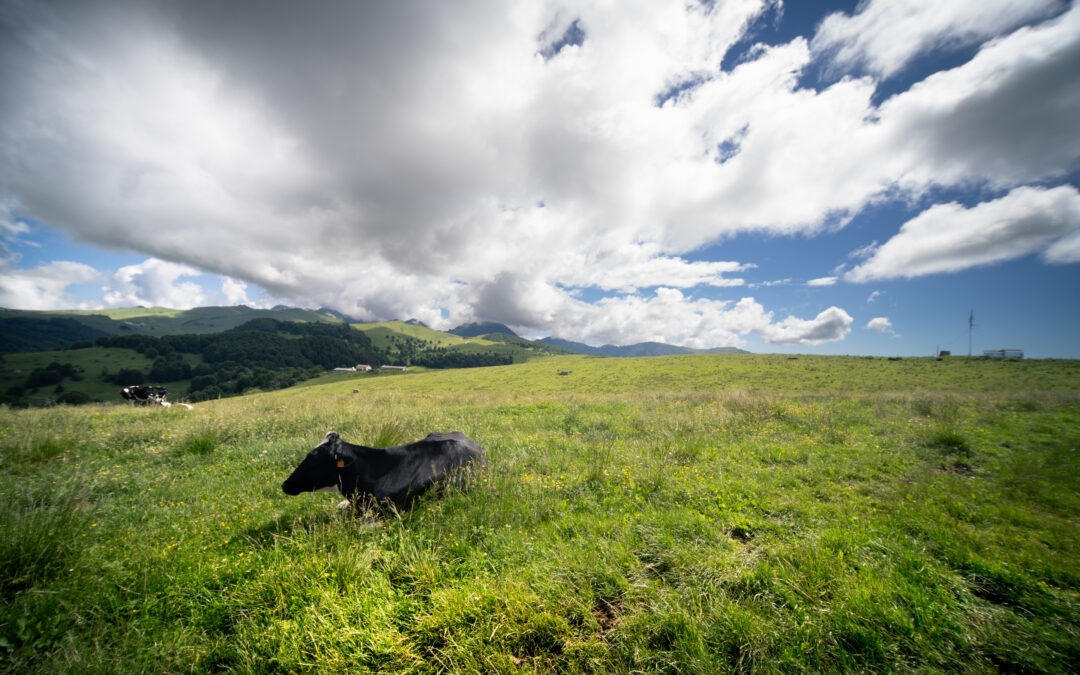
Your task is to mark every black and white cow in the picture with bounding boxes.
[120,385,168,405]
[282,431,486,509]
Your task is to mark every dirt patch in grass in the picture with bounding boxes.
[941,460,976,477]
[592,597,621,636]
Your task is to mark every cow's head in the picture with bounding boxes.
[281,431,356,496]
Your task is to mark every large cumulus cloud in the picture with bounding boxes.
[1,0,1078,346]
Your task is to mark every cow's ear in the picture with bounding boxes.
[333,445,355,469]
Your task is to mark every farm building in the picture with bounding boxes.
[333,364,374,373]
[379,365,409,372]
[984,349,1024,359]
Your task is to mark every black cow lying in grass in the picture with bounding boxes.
[282,431,486,510]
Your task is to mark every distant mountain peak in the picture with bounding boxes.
[450,321,517,338]
[539,336,749,357]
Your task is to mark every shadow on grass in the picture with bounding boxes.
[239,510,338,549]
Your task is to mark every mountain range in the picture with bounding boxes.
[448,322,749,357]
[538,337,749,357]
[0,305,750,357]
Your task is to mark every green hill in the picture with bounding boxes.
[352,320,571,365]
[449,321,517,338]
[0,306,346,352]
[354,320,471,350]
[0,317,572,407]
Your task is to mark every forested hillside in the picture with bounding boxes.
[0,306,347,350]
[0,316,112,352]
[0,319,546,406]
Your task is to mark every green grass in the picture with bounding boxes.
[313,353,1080,396]
[63,307,188,319]
[0,347,201,405]
[354,321,472,349]
[1,355,1078,672]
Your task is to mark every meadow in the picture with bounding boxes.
[1,354,1078,672]
[0,347,197,405]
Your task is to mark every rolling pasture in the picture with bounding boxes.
[1,355,1078,672]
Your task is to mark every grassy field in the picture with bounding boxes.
[0,347,201,405]
[312,353,1080,396]
[1,355,1078,672]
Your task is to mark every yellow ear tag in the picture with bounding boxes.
[336,459,345,468]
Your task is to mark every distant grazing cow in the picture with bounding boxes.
[282,431,486,509]
[120,385,168,405]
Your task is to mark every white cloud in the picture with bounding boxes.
[526,288,853,348]
[867,290,881,303]
[812,0,1065,77]
[876,5,1080,190]
[220,277,251,306]
[748,278,790,288]
[1045,229,1080,263]
[566,253,750,293]
[103,258,210,309]
[765,306,853,345]
[807,276,838,287]
[0,261,101,310]
[846,185,1080,282]
[866,316,898,336]
[0,1,1077,346]
[0,209,27,240]
[0,203,31,264]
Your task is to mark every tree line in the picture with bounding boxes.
[2,319,514,406]
[92,319,384,401]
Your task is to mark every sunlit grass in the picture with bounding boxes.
[1,355,1078,672]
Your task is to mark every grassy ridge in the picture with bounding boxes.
[1,355,1078,672]
[353,321,570,364]
[354,321,471,349]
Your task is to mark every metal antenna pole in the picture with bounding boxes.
[968,309,974,358]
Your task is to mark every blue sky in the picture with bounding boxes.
[2,0,1079,357]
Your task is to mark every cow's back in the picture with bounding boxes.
[419,432,485,464]
[367,432,485,505]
